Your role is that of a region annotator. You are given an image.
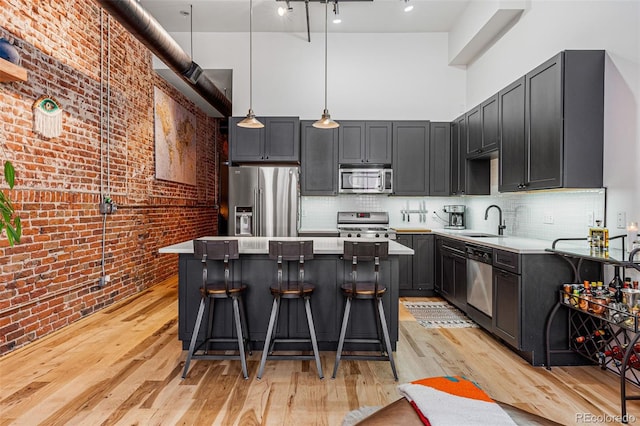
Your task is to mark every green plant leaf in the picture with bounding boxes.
[4,161,15,189]
[6,223,18,246]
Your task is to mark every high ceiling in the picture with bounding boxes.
[138,0,472,116]
[139,0,471,34]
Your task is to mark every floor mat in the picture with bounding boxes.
[403,301,479,329]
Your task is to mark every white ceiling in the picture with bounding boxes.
[139,0,470,34]
[140,0,472,116]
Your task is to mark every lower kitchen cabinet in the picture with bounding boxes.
[493,267,521,349]
[436,236,466,311]
[434,237,601,366]
[397,234,435,296]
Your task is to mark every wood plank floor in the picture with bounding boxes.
[1,275,639,425]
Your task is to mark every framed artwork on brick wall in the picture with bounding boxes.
[153,86,197,185]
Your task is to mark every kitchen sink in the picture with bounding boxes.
[458,233,499,238]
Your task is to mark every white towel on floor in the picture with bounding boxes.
[398,383,517,426]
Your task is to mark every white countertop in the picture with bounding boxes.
[159,236,415,256]
[431,229,555,254]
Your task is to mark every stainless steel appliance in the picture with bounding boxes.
[444,205,465,229]
[228,166,299,237]
[337,211,396,239]
[338,167,393,194]
[466,244,493,326]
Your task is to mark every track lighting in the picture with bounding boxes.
[404,0,413,12]
[277,0,293,17]
[332,0,341,23]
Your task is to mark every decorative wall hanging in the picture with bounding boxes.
[33,95,63,138]
[0,38,20,64]
[154,87,196,185]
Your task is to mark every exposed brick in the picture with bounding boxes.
[0,0,222,355]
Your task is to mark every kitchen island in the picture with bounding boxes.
[159,237,414,351]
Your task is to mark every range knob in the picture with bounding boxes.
[356,233,361,238]
[347,233,353,238]
[375,233,380,238]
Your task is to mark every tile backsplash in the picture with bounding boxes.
[300,189,606,242]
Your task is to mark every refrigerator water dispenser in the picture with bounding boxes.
[235,207,253,236]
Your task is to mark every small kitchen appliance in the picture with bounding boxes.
[338,167,393,194]
[337,211,396,240]
[444,205,465,229]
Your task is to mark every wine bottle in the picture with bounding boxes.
[575,329,609,343]
[610,266,624,303]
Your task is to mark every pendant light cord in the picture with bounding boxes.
[249,0,254,110]
[324,1,328,111]
[190,4,193,59]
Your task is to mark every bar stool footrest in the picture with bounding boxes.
[263,354,319,361]
[343,338,384,344]
[336,354,392,361]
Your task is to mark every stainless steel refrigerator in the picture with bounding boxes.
[228,166,299,237]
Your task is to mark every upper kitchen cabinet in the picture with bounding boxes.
[429,122,451,196]
[339,121,392,164]
[229,116,300,163]
[466,94,499,158]
[499,77,527,192]
[300,120,338,196]
[392,121,430,196]
[525,50,604,190]
[499,50,605,192]
[450,115,466,195]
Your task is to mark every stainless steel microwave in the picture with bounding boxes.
[339,168,393,194]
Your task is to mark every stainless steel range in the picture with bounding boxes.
[337,211,396,240]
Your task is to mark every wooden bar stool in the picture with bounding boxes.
[332,241,398,380]
[182,239,251,379]
[257,240,324,379]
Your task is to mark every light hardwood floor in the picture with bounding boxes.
[1,275,639,425]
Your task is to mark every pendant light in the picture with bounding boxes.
[313,1,339,129]
[238,0,264,128]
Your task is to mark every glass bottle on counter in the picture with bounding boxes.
[589,220,609,252]
[609,266,624,303]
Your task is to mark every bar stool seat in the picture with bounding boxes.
[332,240,398,381]
[340,282,386,297]
[257,240,324,379]
[182,239,251,380]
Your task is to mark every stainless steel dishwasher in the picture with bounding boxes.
[466,244,493,328]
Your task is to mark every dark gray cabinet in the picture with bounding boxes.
[178,253,400,351]
[466,95,499,158]
[499,77,527,192]
[523,50,604,190]
[397,234,435,296]
[392,121,430,196]
[465,106,481,156]
[229,116,300,163]
[480,94,499,153]
[300,120,338,195]
[436,237,466,311]
[429,122,451,196]
[450,115,466,195]
[493,249,521,349]
[339,121,392,164]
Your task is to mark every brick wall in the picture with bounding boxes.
[0,1,223,354]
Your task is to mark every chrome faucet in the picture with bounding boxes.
[485,205,506,236]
